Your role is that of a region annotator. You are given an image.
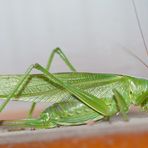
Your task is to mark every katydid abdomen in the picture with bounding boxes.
[2,100,111,128]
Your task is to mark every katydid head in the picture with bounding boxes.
[124,48,148,105]
[129,77,148,105]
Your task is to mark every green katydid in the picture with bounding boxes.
[0,47,148,129]
[1,0,148,129]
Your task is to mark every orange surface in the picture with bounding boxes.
[1,132,148,148]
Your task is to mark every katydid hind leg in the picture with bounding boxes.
[0,62,109,117]
[34,63,111,116]
[113,89,129,121]
[1,62,110,127]
[29,48,77,117]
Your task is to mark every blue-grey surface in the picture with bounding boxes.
[0,111,148,144]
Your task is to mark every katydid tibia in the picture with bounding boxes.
[0,48,148,129]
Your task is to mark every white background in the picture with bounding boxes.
[0,0,147,117]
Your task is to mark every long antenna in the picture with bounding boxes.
[131,0,148,56]
[118,43,148,69]
[124,47,148,69]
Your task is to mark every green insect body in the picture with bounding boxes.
[1,0,148,128]
[1,72,148,128]
[0,48,148,129]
